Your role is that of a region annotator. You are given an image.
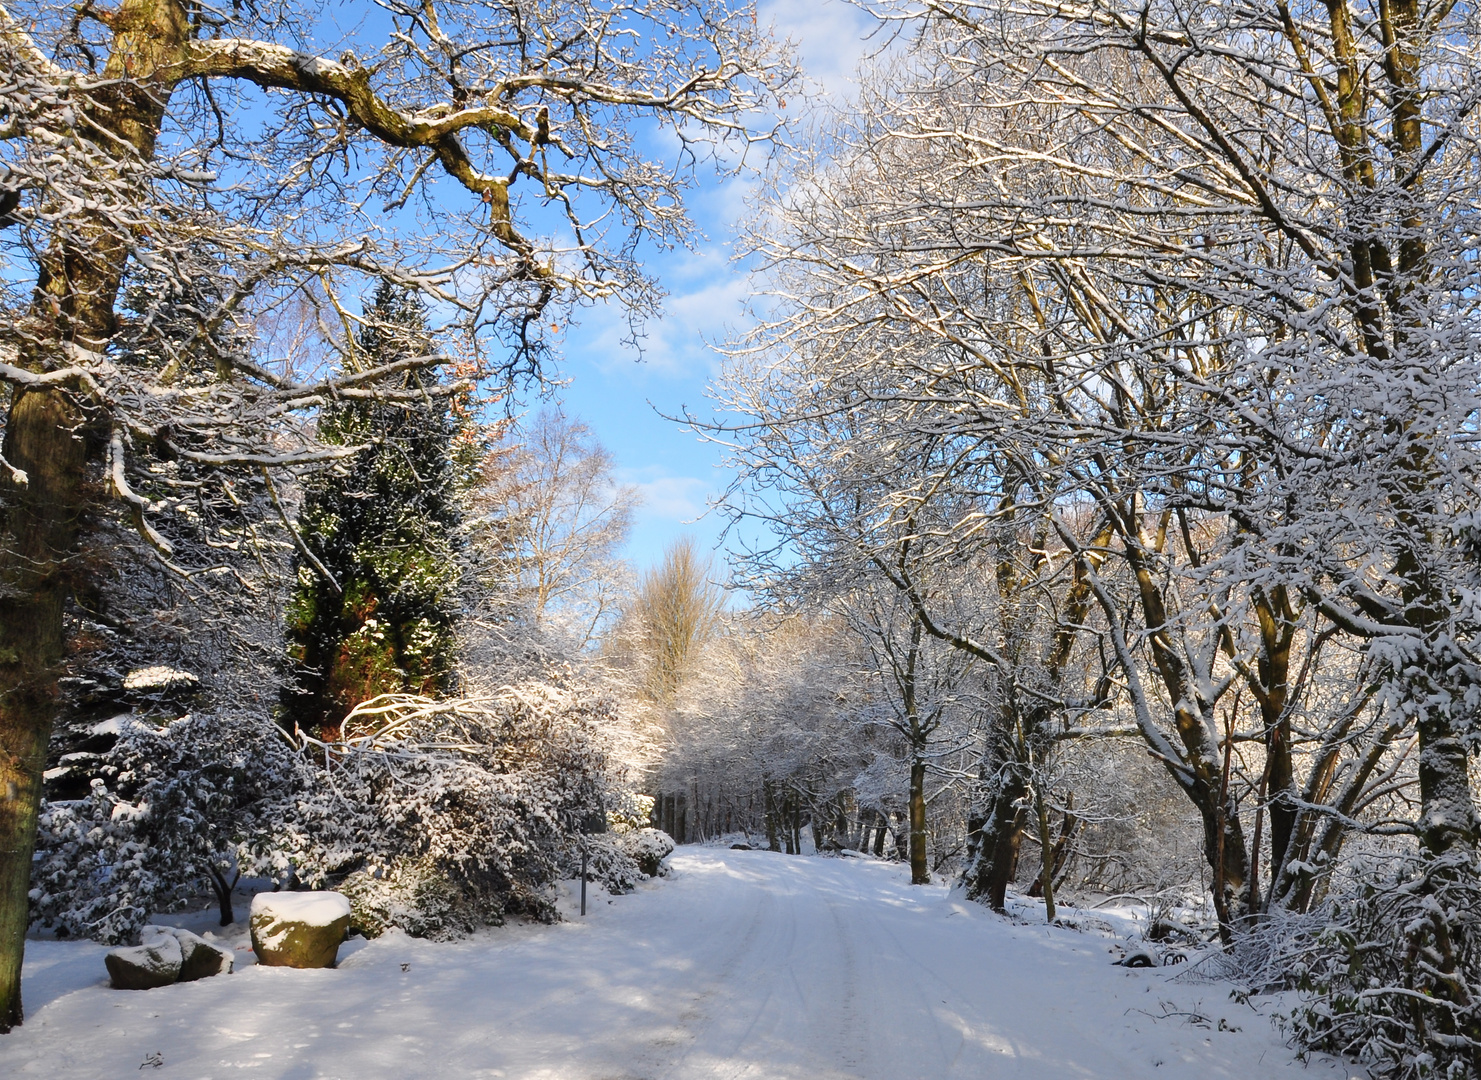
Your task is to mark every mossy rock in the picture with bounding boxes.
[106,936,182,990]
[249,892,352,969]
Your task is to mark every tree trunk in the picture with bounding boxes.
[1416,706,1479,861]
[963,772,1027,912]
[1032,781,1056,922]
[0,388,90,1032]
[1029,795,1077,898]
[0,0,197,1030]
[208,866,238,927]
[909,758,929,884]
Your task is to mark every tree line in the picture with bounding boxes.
[675,2,1481,1075]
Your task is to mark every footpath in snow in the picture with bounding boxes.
[1,849,1356,1079]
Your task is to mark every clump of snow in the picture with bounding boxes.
[89,714,131,737]
[249,891,351,928]
[122,666,199,691]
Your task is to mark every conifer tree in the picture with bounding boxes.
[282,283,472,739]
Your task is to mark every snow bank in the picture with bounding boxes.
[248,891,351,928]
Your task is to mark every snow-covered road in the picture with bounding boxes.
[1,849,1354,1079]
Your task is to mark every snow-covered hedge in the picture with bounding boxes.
[269,686,635,939]
[32,683,650,945]
[1278,855,1481,1080]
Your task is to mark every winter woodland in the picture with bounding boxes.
[2,2,1481,1078]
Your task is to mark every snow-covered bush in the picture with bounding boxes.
[608,792,656,834]
[1280,855,1481,1080]
[30,710,295,944]
[564,797,668,896]
[32,681,646,944]
[269,686,633,939]
[571,835,647,896]
[618,828,675,878]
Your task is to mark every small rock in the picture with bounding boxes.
[106,935,182,990]
[142,926,233,981]
[250,891,352,969]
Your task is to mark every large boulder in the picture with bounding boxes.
[250,891,352,969]
[143,925,233,981]
[105,934,182,990]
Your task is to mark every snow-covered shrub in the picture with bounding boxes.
[30,710,295,944]
[572,835,646,895]
[608,792,656,833]
[618,828,675,878]
[556,797,666,895]
[1281,855,1481,1079]
[33,676,647,944]
[335,857,469,940]
[269,686,629,939]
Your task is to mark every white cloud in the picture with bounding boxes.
[761,0,882,102]
[574,250,751,381]
[621,469,714,522]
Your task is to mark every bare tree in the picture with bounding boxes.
[487,409,637,648]
[718,0,1481,1065]
[840,582,980,886]
[658,609,870,850]
[629,535,726,704]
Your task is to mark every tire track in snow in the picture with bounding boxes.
[821,892,864,1074]
[648,854,868,1080]
[855,882,1003,1078]
[632,863,779,1079]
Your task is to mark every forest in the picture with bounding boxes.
[2,2,1480,1078]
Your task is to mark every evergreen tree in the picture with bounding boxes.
[283,283,471,738]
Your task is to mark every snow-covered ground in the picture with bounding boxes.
[1,849,1356,1079]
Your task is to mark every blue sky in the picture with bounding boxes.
[540,1,878,575]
